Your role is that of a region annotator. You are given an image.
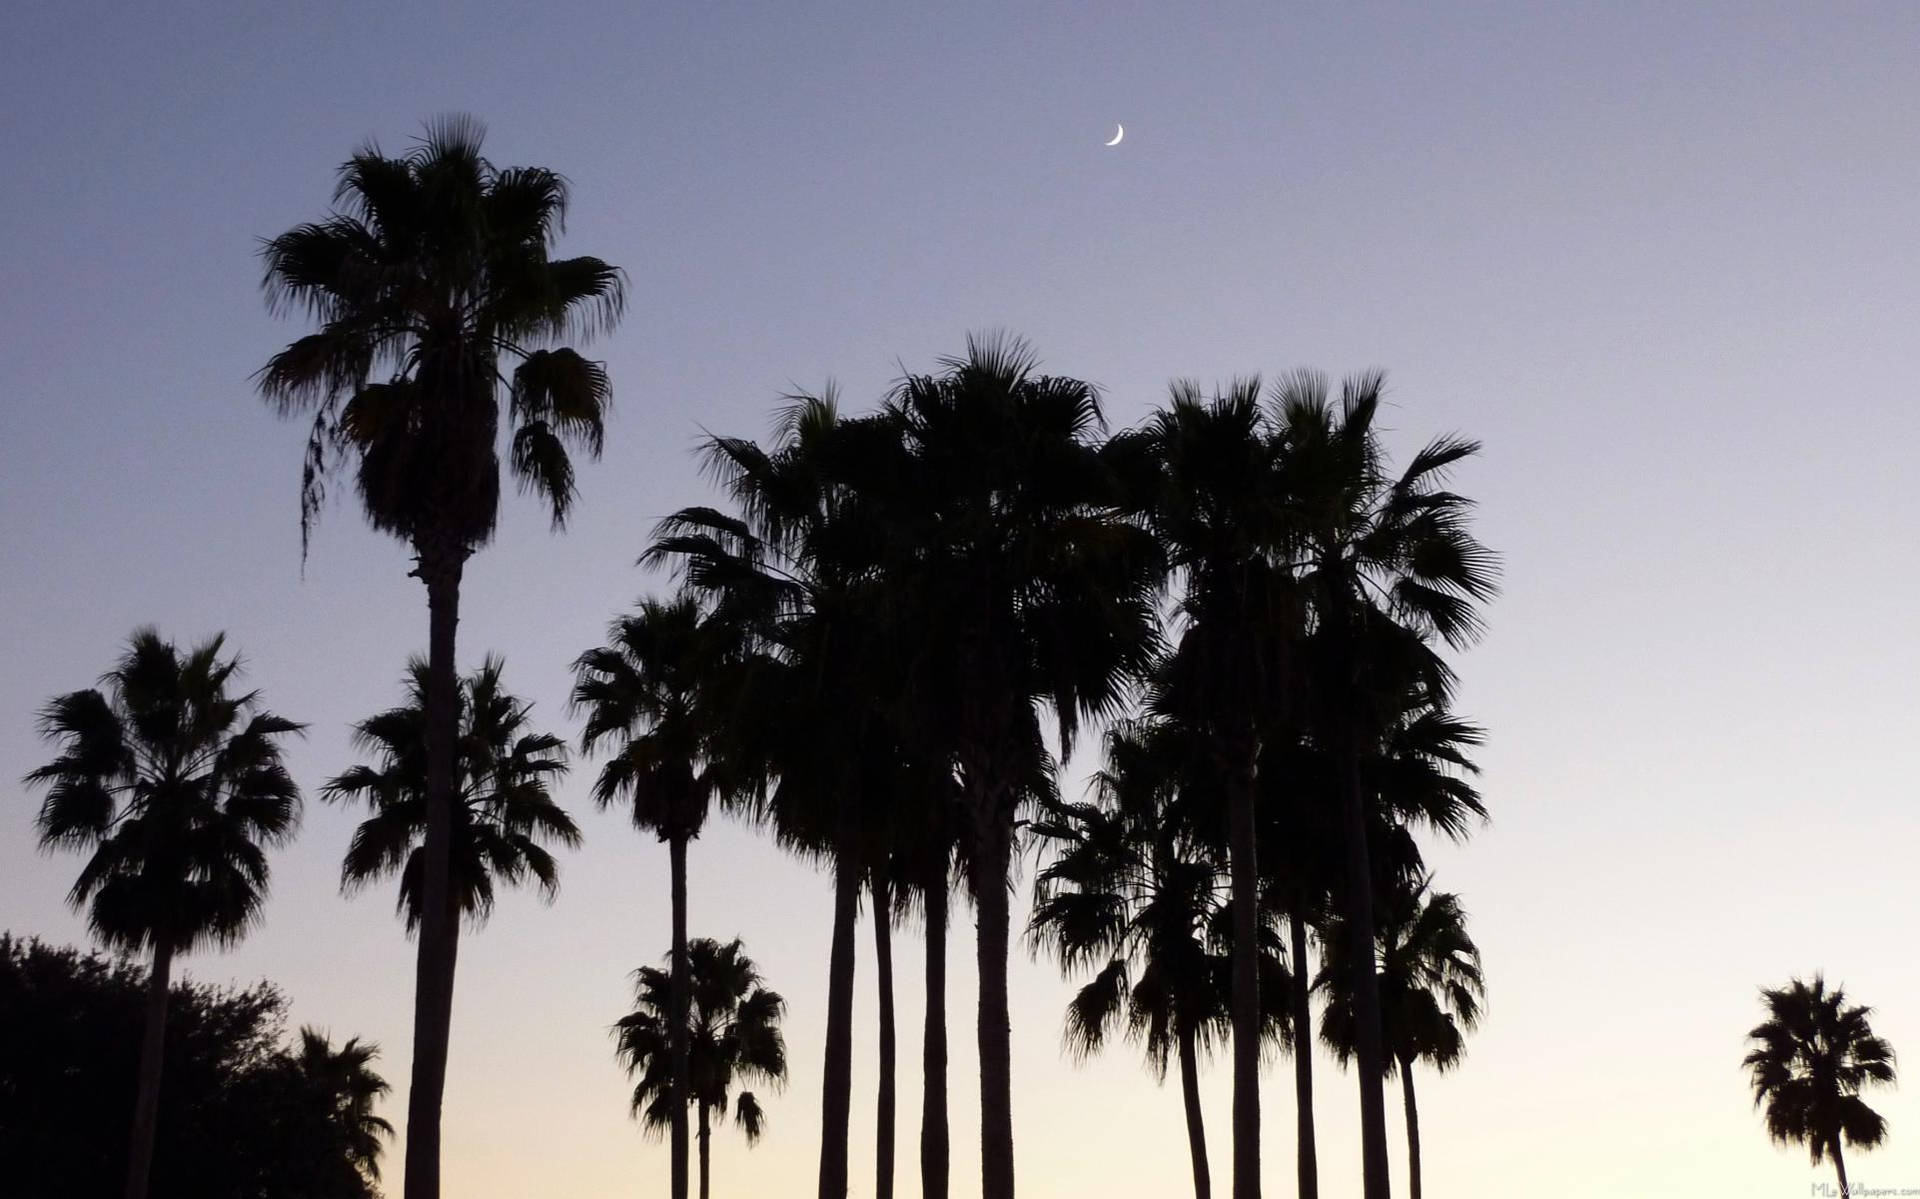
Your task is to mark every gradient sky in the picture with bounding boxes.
[6,2,1920,1195]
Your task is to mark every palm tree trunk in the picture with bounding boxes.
[971,793,1016,1199]
[697,1100,712,1199]
[670,833,692,1199]
[405,550,465,1199]
[920,863,950,1199]
[1178,1024,1212,1199]
[817,853,860,1198]
[1227,742,1261,1199]
[872,873,897,1199]
[122,938,172,1199]
[1833,1138,1849,1197]
[1288,909,1318,1199]
[1398,1056,1421,1199]
[1338,745,1391,1199]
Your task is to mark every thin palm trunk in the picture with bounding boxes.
[1338,745,1391,1199]
[920,865,950,1199]
[1227,744,1261,1199]
[670,834,691,1199]
[1288,909,1318,1199]
[817,853,860,1199]
[697,1100,712,1199]
[873,874,897,1199]
[1833,1139,1849,1197]
[1398,1056,1421,1199]
[405,556,464,1199]
[971,797,1016,1199]
[122,938,172,1199]
[1178,1024,1212,1199]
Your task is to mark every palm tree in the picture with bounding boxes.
[23,628,303,1199]
[1111,381,1296,1199]
[1030,719,1289,1199]
[1319,875,1484,1199]
[1745,975,1897,1196]
[323,654,579,987]
[617,937,789,1199]
[884,334,1162,1199]
[573,593,744,1199]
[295,1028,395,1185]
[257,115,624,1199]
[1279,371,1497,1199]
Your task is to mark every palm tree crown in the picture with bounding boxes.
[1745,976,1896,1175]
[324,656,579,927]
[25,628,304,954]
[295,1027,395,1181]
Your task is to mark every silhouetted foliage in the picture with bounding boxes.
[0,934,387,1199]
[1745,975,1896,1196]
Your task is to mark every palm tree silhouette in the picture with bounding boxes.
[24,628,303,1199]
[1280,372,1497,1199]
[257,115,623,1199]
[324,655,579,974]
[1110,380,1297,1199]
[1745,975,1897,1196]
[573,593,744,1199]
[1319,874,1484,1199]
[617,937,789,1199]
[883,334,1162,1199]
[295,1027,395,1185]
[1031,718,1289,1199]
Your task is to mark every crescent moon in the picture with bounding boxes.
[1105,124,1124,147]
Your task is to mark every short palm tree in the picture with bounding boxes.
[1280,371,1497,1199]
[1031,719,1288,1199]
[1744,975,1896,1196]
[324,655,578,960]
[258,116,623,1199]
[24,628,303,1199]
[573,593,744,1199]
[1319,874,1484,1199]
[617,937,789,1199]
[295,1027,395,1184]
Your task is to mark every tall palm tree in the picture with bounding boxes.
[24,628,303,1199]
[1111,381,1296,1199]
[1745,975,1897,1196]
[1280,371,1497,1199]
[1030,719,1289,1199]
[617,937,789,1199]
[323,655,579,989]
[257,115,624,1199]
[1319,875,1484,1199]
[295,1027,395,1185]
[573,593,745,1199]
[884,334,1162,1199]
[648,393,911,1199]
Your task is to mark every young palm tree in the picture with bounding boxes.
[1279,371,1497,1199]
[257,116,623,1199]
[884,334,1163,1199]
[295,1027,395,1184]
[1030,719,1289,1199]
[1111,381,1297,1199]
[573,593,744,1199]
[616,937,789,1199]
[1319,875,1484,1199]
[324,655,579,987]
[24,629,303,1199]
[1744,975,1897,1196]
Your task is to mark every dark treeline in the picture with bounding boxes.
[20,117,1502,1199]
[0,934,388,1199]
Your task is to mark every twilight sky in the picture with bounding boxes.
[6,2,1920,1196]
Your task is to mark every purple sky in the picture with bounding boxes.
[6,3,1920,1195]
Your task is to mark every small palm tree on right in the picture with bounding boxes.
[1744,975,1896,1197]
[616,937,788,1199]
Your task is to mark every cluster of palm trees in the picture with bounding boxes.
[24,117,1502,1199]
